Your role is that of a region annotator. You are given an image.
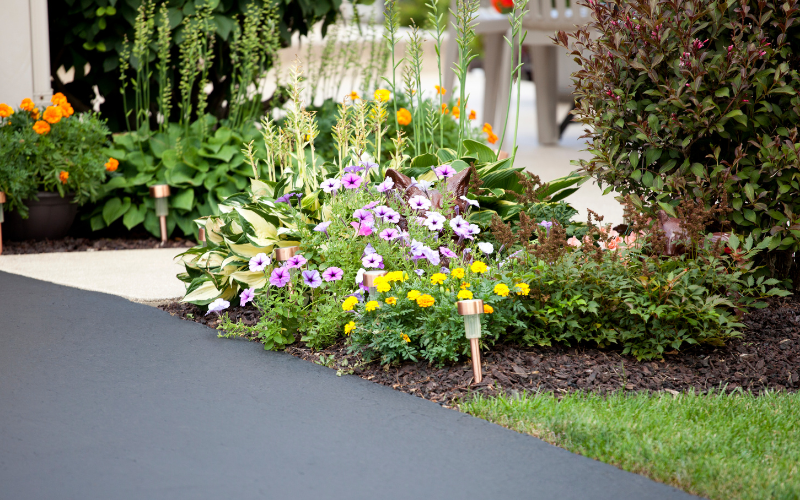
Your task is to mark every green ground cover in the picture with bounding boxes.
[461,390,800,500]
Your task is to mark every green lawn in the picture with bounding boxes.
[460,390,800,500]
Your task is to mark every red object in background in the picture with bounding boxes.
[492,0,514,14]
[724,247,732,254]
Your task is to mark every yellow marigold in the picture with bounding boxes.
[385,297,397,305]
[376,281,391,293]
[0,103,13,118]
[407,290,421,301]
[342,296,359,311]
[451,268,465,279]
[349,91,360,101]
[452,106,460,119]
[482,122,493,134]
[435,85,446,95]
[105,158,119,172]
[401,333,411,343]
[344,321,356,335]
[365,300,380,312]
[32,120,50,135]
[374,88,391,102]
[386,271,403,282]
[43,106,62,124]
[20,98,35,112]
[430,273,447,285]
[457,289,473,300]
[59,171,69,184]
[487,132,499,145]
[493,283,510,297]
[397,107,412,126]
[514,283,530,296]
[416,294,435,308]
[484,304,494,314]
[468,110,476,120]
[460,282,471,290]
[470,261,488,274]
[441,103,449,114]
[51,92,67,106]
[59,101,74,118]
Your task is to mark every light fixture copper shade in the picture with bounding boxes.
[198,228,206,242]
[362,270,388,288]
[274,245,300,261]
[149,184,171,198]
[0,192,6,204]
[457,299,484,316]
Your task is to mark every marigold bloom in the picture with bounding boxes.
[468,110,476,120]
[416,294,435,308]
[514,283,530,296]
[374,89,391,102]
[0,103,13,118]
[20,98,35,111]
[451,106,460,119]
[451,268,465,279]
[457,289,473,300]
[374,276,391,293]
[105,157,119,172]
[397,107,412,126]
[51,92,67,106]
[349,91,360,101]
[407,290,421,300]
[470,261,488,274]
[460,282,471,290]
[494,283,510,297]
[483,304,494,314]
[430,273,447,285]
[32,120,50,134]
[435,85,446,95]
[385,297,397,305]
[387,271,405,282]
[59,171,69,184]
[441,103,449,114]
[401,333,411,343]
[59,101,74,118]
[342,296,359,311]
[365,300,380,312]
[487,132,499,144]
[43,106,62,124]
[344,321,356,335]
[482,123,493,134]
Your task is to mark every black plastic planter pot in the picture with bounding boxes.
[4,192,78,241]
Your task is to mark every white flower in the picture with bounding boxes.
[321,178,341,193]
[449,215,469,231]
[249,253,271,272]
[206,298,230,315]
[408,195,432,211]
[477,242,494,254]
[355,268,366,284]
[410,177,434,191]
[460,195,480,208]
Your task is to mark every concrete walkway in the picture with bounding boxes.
[0,271,697,500]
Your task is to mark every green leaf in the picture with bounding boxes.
[123,203,147,230]
[714,87,730,97]
[102,197,131,225]
[171,189,195,211]
[463,139,496,163]
[724,109,743,118]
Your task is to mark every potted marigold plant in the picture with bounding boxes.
[0,93,113,240]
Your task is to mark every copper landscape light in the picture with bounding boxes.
[149,184,171,243]
[0,191,6,255]
[198,227,206,247]
[362,270,388,299]
[274,245,299,262]
[457,299,485,383]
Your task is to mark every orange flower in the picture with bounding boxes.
[483,304,494,314]
[452,106,460,119]
[59,101,74,118]
[32,120,50,134]
[31,107,40,120]
[43,106,62,124]
[51,92,67,106]
[469,110,476,120]
[397,107,412,126]
[20,98,35,112]
[0,103,13,118]
[435,85,446,95]
[482,123,493,134]
[59,171,69,184]
[487,132,499,144]
[105,158,119,172]
[441,103,449,114]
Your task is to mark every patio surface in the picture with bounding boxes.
[0,270,698,500]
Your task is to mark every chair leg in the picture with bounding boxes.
[481,33,503,128]
[443,0,459,93]
[531,44,559,145]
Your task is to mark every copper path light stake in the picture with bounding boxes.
[362,270,389,300]
[149,185,171,243]
[457,299,485,384]
[274,246,300,292]
[0,191,6,255]
[198,227,206,247]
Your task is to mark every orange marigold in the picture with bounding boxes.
[31,107,40,120]
[105,158,119,172]
[435,85,446,95]
[20,98,35,112]
[59,171,69,184]
[484,304,494,314]
[487,132,499,144]
[482,123,493,134]
[441,103,449,114]
[397,107,412,126]
[0,103,13,118]
[468,110,476,120]
[51,92,67,106]
[452,106,460,119]
[59,101,74,118]
[32,120,50,134]
[43,106,62,124]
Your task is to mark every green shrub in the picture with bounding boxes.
[557,0,800,280]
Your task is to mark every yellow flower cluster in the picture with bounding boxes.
[365,300,380,312]
[430,273,447,285]
[451,268,465,279]
[342,296,359,311]
[407,290,421,300]
[460,282,471,290]
[470,261,488,274]
[385,297,397,305]
[344,321,355,335]
[416,294,435,308]
[374,89,391,102]
[457,290,473,300]
[484,304,494,314]
[374,275,391,293]
[514,283,530,296]
[401,333,411,343]
[494,283,510,297]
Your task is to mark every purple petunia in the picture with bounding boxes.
[380,228,400,241]
[344,164,365,173]
[449,215,469,232]
[302,269,322,288]
[240,287,255,307]
[433,164,457,179]
[270,267,291,287]
[410,177,433,191]
[414,269,425,276]
[362,201,379,210]
[351,221,374,236]
[423,247,441,266]
[362,253,384,269]
[322,267,344,282]
[439,246,457,259]
[363,243,377,257]
[321,178,341,194]
[249,253,271,272]
[374,205,392,219]
[468,224,481,236]
[276,193,294,203]
[360,160,379,171]
[424,212,446,232]
[353,209,374,224]
[314,221,332,236]
[408,195,432,211]
[286,254,307,269]
[342,173,363,189]
[206,298,230,316]
[377,177,395,193]
[384,211,401,224]
[539,221,553,235]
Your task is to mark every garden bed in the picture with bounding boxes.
[3,236,196,255]
[160,295,800,404]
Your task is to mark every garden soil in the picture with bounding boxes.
[160,296,800,405]
[4,236,195,254]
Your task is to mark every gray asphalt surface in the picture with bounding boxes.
[0,271,699,500]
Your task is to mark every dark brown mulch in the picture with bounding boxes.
[3,236,196,255]
[159,297,800,405]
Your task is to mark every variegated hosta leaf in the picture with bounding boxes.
[250,178,273,197]
[182,278,236,305]
[205,217,225,244]
[229,270,268,290]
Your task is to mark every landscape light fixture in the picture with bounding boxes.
[198,227,206,247]
[148,184,171,243]
[362,270,389,300]
[0,191,5,255]
[274,245,300,292]
[457,299,485,383]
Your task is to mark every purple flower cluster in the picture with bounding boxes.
[277,192,302,203]
[449,216,480,240]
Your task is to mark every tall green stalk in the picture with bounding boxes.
[382,0,402,133]
[450,0,480,156]
[155,3,172,134]
[426,0,446,151]
[497,0,530,161]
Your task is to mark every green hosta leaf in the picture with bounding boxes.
[462,139,496,163]
[102,196,131,225]
[123,203,147,230]
[171,188,195,211]
[410,153,438,169]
